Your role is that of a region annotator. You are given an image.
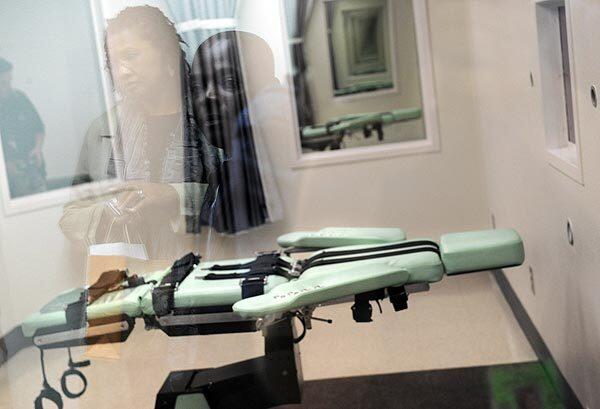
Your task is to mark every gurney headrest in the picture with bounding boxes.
[440,229,525,275]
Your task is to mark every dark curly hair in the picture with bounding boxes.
[103,6,186,79]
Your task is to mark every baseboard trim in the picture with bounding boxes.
[492,269,584,409]
[0,326,33,367]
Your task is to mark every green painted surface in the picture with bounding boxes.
[440,229,524,275]
[489,362,564,409]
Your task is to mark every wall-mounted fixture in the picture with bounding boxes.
[566,218,574,246]
[535,0,583,184]
[591,85,597,108]
[529,71,535,87]
[529,266,536,295]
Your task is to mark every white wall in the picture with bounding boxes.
[465,0,600,407]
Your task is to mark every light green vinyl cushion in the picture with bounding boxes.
[233,248,444,318]
[22,269,169,338]
[277,227,407,249]
[140,258,291,316]
[440,229,524,275]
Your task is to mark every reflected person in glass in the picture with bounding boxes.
[191,31,284,235]
[60,6,220,260]
[0,57,47,198]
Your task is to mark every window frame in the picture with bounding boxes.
[0,0,121,216]
[281,0,441,169]
[535,0,584,184]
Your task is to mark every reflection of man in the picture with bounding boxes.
[191,31,283,234]
[0,58,47,198]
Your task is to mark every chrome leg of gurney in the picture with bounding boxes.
[154,316,303,409]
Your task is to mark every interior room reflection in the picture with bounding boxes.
[0,0,106,200]
[284,0,426,152]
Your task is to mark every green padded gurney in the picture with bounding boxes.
[233,250,443,318]
[440,229,524,274]
[22,269,169,345]
[277,227,407,249]
[232,229,524,318]
[22,228,524,343]
[140,258,291,316]
[301,108,422,140]
[20,227,525,409]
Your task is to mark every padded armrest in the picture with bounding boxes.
[440,229,524,275]
[233,261,411,318]
[277,227,406,249]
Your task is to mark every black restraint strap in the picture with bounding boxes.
[153,253,201,317]
[304,240,439,266]
[205,253,293,299]
[241,277,266,299]
[203,266,294,281]
[35,386,63,409]
[60,348,90,399]
[208,252,291,272]
[35,349,63,409]
[160,253,201,286]
[302,244,440,272]
[203,242,440,286]
[209,241,438,277]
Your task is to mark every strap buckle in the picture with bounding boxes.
[240,276,268,299]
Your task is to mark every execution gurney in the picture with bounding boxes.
[22,227,524,409]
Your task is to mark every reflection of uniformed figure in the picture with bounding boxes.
[0,58,47,198]
[60,6,219,260]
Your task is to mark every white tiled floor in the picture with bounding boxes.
[0,271,535,409]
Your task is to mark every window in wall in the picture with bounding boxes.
[535,0,583,183]
[558,6,575,144]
